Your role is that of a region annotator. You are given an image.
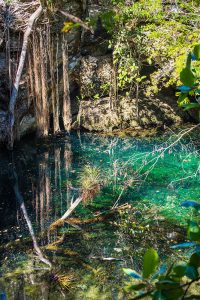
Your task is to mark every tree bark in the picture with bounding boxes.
[8,5,43,149]
[62,33,72,132]
[48,30,60,133]
[39,29,49,137]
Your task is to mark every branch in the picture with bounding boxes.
[60,10,94,34]
[49,196,83,231]
[8,4,43,149]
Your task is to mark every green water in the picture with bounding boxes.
[0,131,199,299]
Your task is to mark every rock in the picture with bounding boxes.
[78,95,187,132]
[78,97,121,132]
[79,55,112,99]
[19,115,36,138]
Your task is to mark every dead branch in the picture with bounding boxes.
[49,196,83,231]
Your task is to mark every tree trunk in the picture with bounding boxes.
[8,5,43,149]
[62,33,72,132]
[33,33,43,137]
[48,29,60,133]
[39,29,49,137]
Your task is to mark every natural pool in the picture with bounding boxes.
[0,130,199,299]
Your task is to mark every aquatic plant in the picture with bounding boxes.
[49,270,75,290]
[79,165,101,202]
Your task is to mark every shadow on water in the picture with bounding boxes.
[0,131,199,299]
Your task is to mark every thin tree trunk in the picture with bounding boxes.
[8,5,42,149]
[33,33,43,137]
[48,30,60,133]
[62,34,72,132]
[39,29,49,137]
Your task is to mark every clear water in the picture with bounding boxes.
[0,131,199,299]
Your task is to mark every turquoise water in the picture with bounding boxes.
[0,131,199,299]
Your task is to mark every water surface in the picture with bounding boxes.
[0,131,199,299]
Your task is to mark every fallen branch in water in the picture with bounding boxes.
[49,196,83,231]
[51,203,131,231]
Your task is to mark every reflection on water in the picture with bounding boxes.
[0,131,199,299]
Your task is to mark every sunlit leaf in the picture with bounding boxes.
[187,221,200,242]
[180,68,195,87]
[123,268,142,279]
[143,248,159,279]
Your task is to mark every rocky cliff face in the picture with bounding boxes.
[0,0,190,144]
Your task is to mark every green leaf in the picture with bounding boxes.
[153,291,166,300]
[185,265,199,280]
[190,252,200,268]
[156,280,180,290]
[177,94,189,106]
[180,68,195,87]
[186,52,192,69]
[162,287,184,300]
[173,263,187,278]
[194,44,200,60]
[123,268,142,279]
[128,283,146,291]
[143,248,159,279]
[187,221,200,241]
[183,103,200,111]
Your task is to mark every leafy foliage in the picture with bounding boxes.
[100,0,200,98]
[124,200,200,299]
[176,44,200,119]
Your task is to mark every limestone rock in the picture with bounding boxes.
[79,55,112,99]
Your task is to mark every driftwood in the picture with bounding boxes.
[49,196,83,231]
[8,4,43,149]
[49,203,131,231]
